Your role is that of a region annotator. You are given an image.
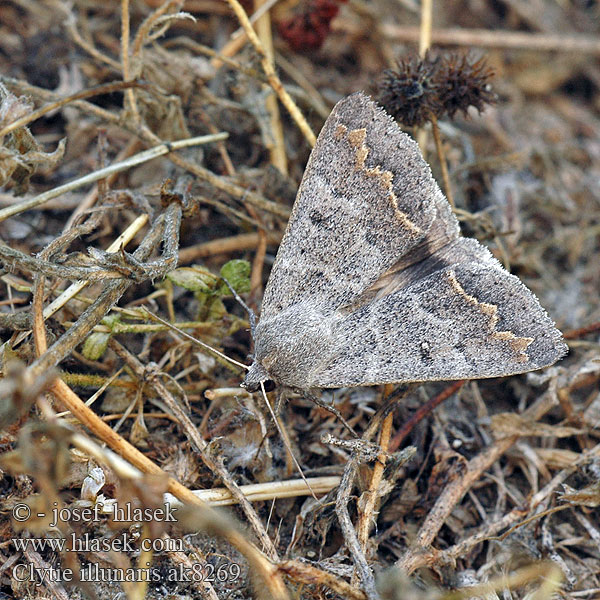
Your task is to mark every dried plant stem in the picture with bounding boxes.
[356,409,394,550]
[0,134,227,222]
[231,0,282,37]
[109,339,279,561]
[224,0,317,147]
[210,34,249,70]
[396,434,518,574]
[278,560,367,600]
[64,138,142,232]
[121,0,140,122]
[2,77,287,218]
[44,214,149,320]
[494,505,571,542]
[181,506,290,600]
[434,441,600,566]
[441,563,563,600]
[275,52,331,119]
[417,0,433,152]
[193,105,238,177]
[0,81,146,139]
[29,205,179,379]
[381,25,600,54]
[61,372,133,391]
[418,0,433,55]
[336,455,378,600]
[132,0,181,57]
[72,428,339,507]
[62,9,122,70]
[335,391,412,598]
[178,231,281,263]
[196,194,264,227]
[1,76,121,126]
[47,379,196,501]
[354,385,404,571]
[100,411,176,422]
[31,217,285,591]
[0,244,135,282]
[563,321,600,339]
[92,319,233,335]
[67,433,290,600]
[430,115,455,208]
[168,37,266,80]
[209,0,281,68]
[169,153,290,217]
[254,0,288,174]
[32,269,49,358]
[167,476,341,507]
[389,380,465,451]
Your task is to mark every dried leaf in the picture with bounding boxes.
[81,466,106,503]
[535,448,581,469]
[0,85,66,193]
[490,413,584,438]
[560,482,600,508]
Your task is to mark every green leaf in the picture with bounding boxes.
[207,297,227,321]
[167,267,216,293]
[82,331,111,361]
[219,259,251,296]
[81,314,120,360]
[102,313,121,328]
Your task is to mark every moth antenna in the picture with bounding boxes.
[260,381,318,501]
[140,307,249,371]
[222,276,257,340]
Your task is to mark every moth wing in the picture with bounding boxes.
[260,92,440,320]
[312,240,567,387]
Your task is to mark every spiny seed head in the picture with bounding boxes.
[436,52,496,118]
[377,52,441,127]
[377,51,496,126]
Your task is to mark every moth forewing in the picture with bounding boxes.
[243,92,567,392]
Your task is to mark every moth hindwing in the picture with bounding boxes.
[242,93,567,392]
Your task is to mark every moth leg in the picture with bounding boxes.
[222,276,257,338]
[304,392,358,438]
[273,386,287,414]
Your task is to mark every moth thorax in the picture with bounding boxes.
[250,305,334,389]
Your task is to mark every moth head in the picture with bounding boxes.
[242,360,275,393]
[242,305,333,391]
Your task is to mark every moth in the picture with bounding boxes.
[243,93,566,392]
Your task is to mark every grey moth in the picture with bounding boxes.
[243,93,567,392]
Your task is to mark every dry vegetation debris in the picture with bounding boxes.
[0,0,599,599]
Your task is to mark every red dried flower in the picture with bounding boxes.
[277,0,348,52]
